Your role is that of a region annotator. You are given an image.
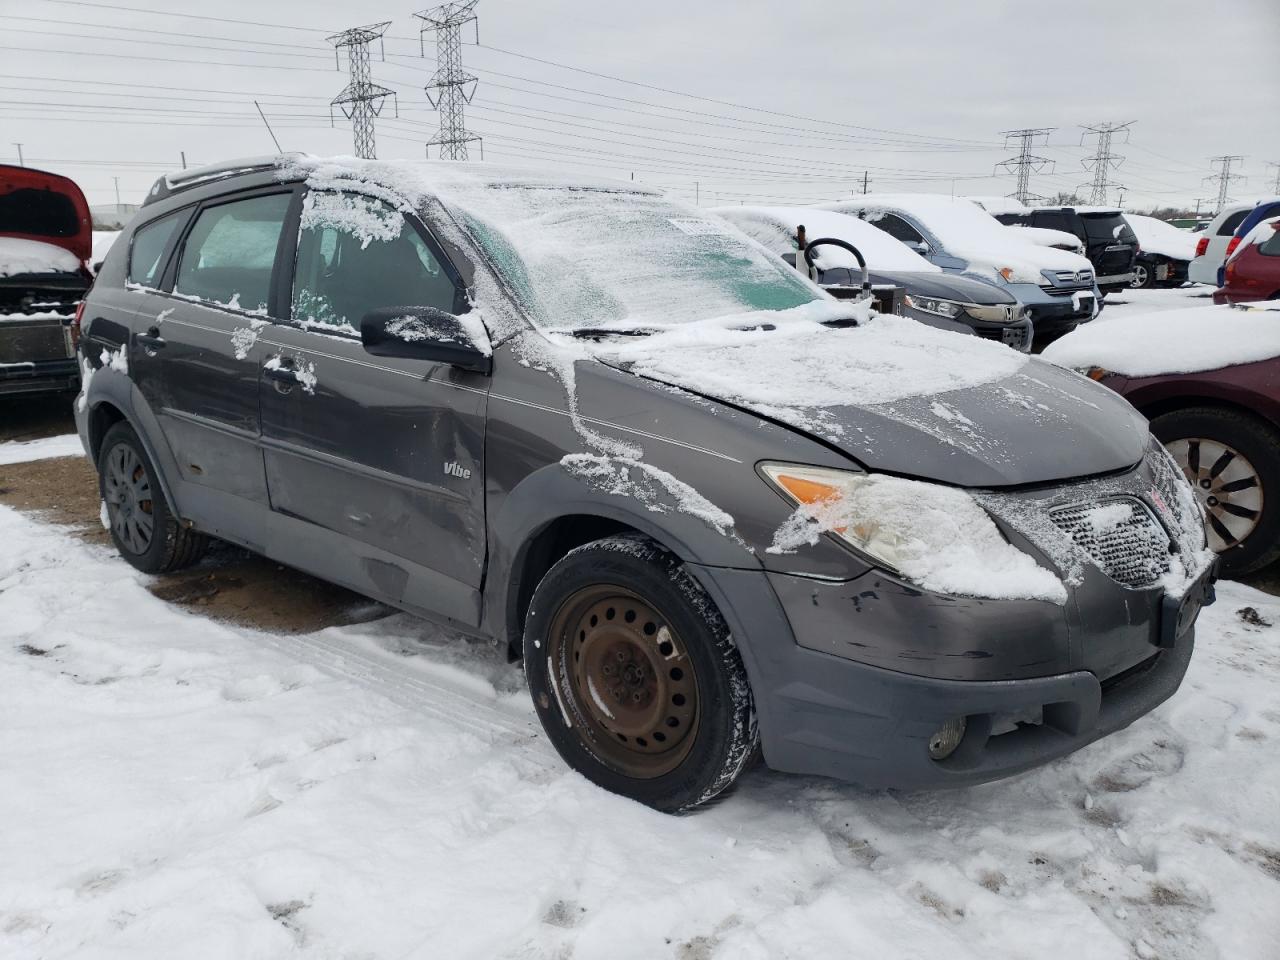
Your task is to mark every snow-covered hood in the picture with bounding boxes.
[0,237,81,278]
[594,303,1147,487]
[1125,214,1198,262]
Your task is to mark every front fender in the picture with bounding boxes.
[485,460,762,649]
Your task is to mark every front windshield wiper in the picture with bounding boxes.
[565,327,656,339]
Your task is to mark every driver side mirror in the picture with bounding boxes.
[361,306,493,375]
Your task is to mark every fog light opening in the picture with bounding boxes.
[928,717,967,761]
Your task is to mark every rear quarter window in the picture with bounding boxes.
[1081,214,1134,243]
[1218,210,1248,236]
[127,212,186,287]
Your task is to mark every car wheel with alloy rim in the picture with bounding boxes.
[1152,406,1280,576]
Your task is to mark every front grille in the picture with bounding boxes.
[1049,497,1172,588]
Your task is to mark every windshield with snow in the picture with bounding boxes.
[451,185,822,332]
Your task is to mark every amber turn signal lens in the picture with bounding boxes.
[1085,367,1109,382]
[773,473,840,505]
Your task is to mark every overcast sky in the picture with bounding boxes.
[2,0,1277,211]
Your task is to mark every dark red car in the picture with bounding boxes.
[1214,220,1280,305]
[1094,354,1280,576]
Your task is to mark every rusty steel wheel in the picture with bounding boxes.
[549,586,700,779]
[524,534,758,812]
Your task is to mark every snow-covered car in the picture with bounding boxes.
[77,155,1216,812]
[1,164,93,396]
[713,206,1031,351]
[1124,213,1198,288]
[1044,302,1280,575]
[991,206,1137,294]
[824,195,1101,345]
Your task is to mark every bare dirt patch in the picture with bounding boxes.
[0,453,390,633]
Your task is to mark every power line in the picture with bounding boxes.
[1079,121,1133,205]
[995,127,1055,203]
[42,0,334,33]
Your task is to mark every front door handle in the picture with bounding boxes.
[136,327,165,353]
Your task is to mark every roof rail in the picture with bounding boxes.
[142,153,308,206]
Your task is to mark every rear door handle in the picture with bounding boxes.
[264,357,300,391]
[136,327,165,352]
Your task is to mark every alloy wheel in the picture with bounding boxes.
[1167,437,1263,552]
[1131,264,1149,288]
[549,586,699,778]
[102,442,155,555]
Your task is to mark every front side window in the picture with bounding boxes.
[128,211,185,286]
[292,191,457,334]
[174,192,290,313]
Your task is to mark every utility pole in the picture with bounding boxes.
[327,22,396,160]
[113,177,121,206]
[995,128,1055,204]
[1079,121,1133,205]
[861,170,870,195]
[1116,185,1126,208]
[416,1,482,161]
[12,143,23,166]
[180,150,187,170]
[1204,156,1245,214]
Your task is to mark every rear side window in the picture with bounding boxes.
[870,213,925,245]
[127,212,184,287]
[291,191,457,333]
[1033,211,1070,232]
[1259,226,1280,256]
[1218,210,1248,236]
[174,193,290,313]
[1080,213,1135,243]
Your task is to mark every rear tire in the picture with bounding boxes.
[98,421,207,574]
[1151,406,1280,576]
[523,534,758,812]
[1131,262,1151,289]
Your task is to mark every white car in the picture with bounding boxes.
[1189,203,1254,286]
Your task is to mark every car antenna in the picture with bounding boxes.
[254,100,284,154]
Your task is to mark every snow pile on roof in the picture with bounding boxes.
[1004,224,1084,253]
[0,237,81,277]
[1231,216,1280,259]
[966,195,1029,216]
[711,206,941,274]
[768,473,1067,603]
[598,301,1028,435]
[824,194,1094,280]
[1042,303,1280,375]
[1124,214,1198,261]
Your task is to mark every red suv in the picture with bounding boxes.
[1215,219,1280,305]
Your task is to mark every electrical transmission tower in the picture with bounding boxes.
[1204,156,1245,214]
[1079,121,1133,205]
[1268,161,1280,195]
[995,128,1056,204]
[416,1,483,160]
[327,22,396,160]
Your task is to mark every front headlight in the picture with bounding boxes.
[995,263,1043,285]
[759,463,1066,602]
[903,294,962,319]
[963,304,1014,324]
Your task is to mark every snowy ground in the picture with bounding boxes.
[2,438,1279,959]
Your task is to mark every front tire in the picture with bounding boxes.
[1152,406,1280,576]
[523,534,758,812]
[98,421,208,574]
